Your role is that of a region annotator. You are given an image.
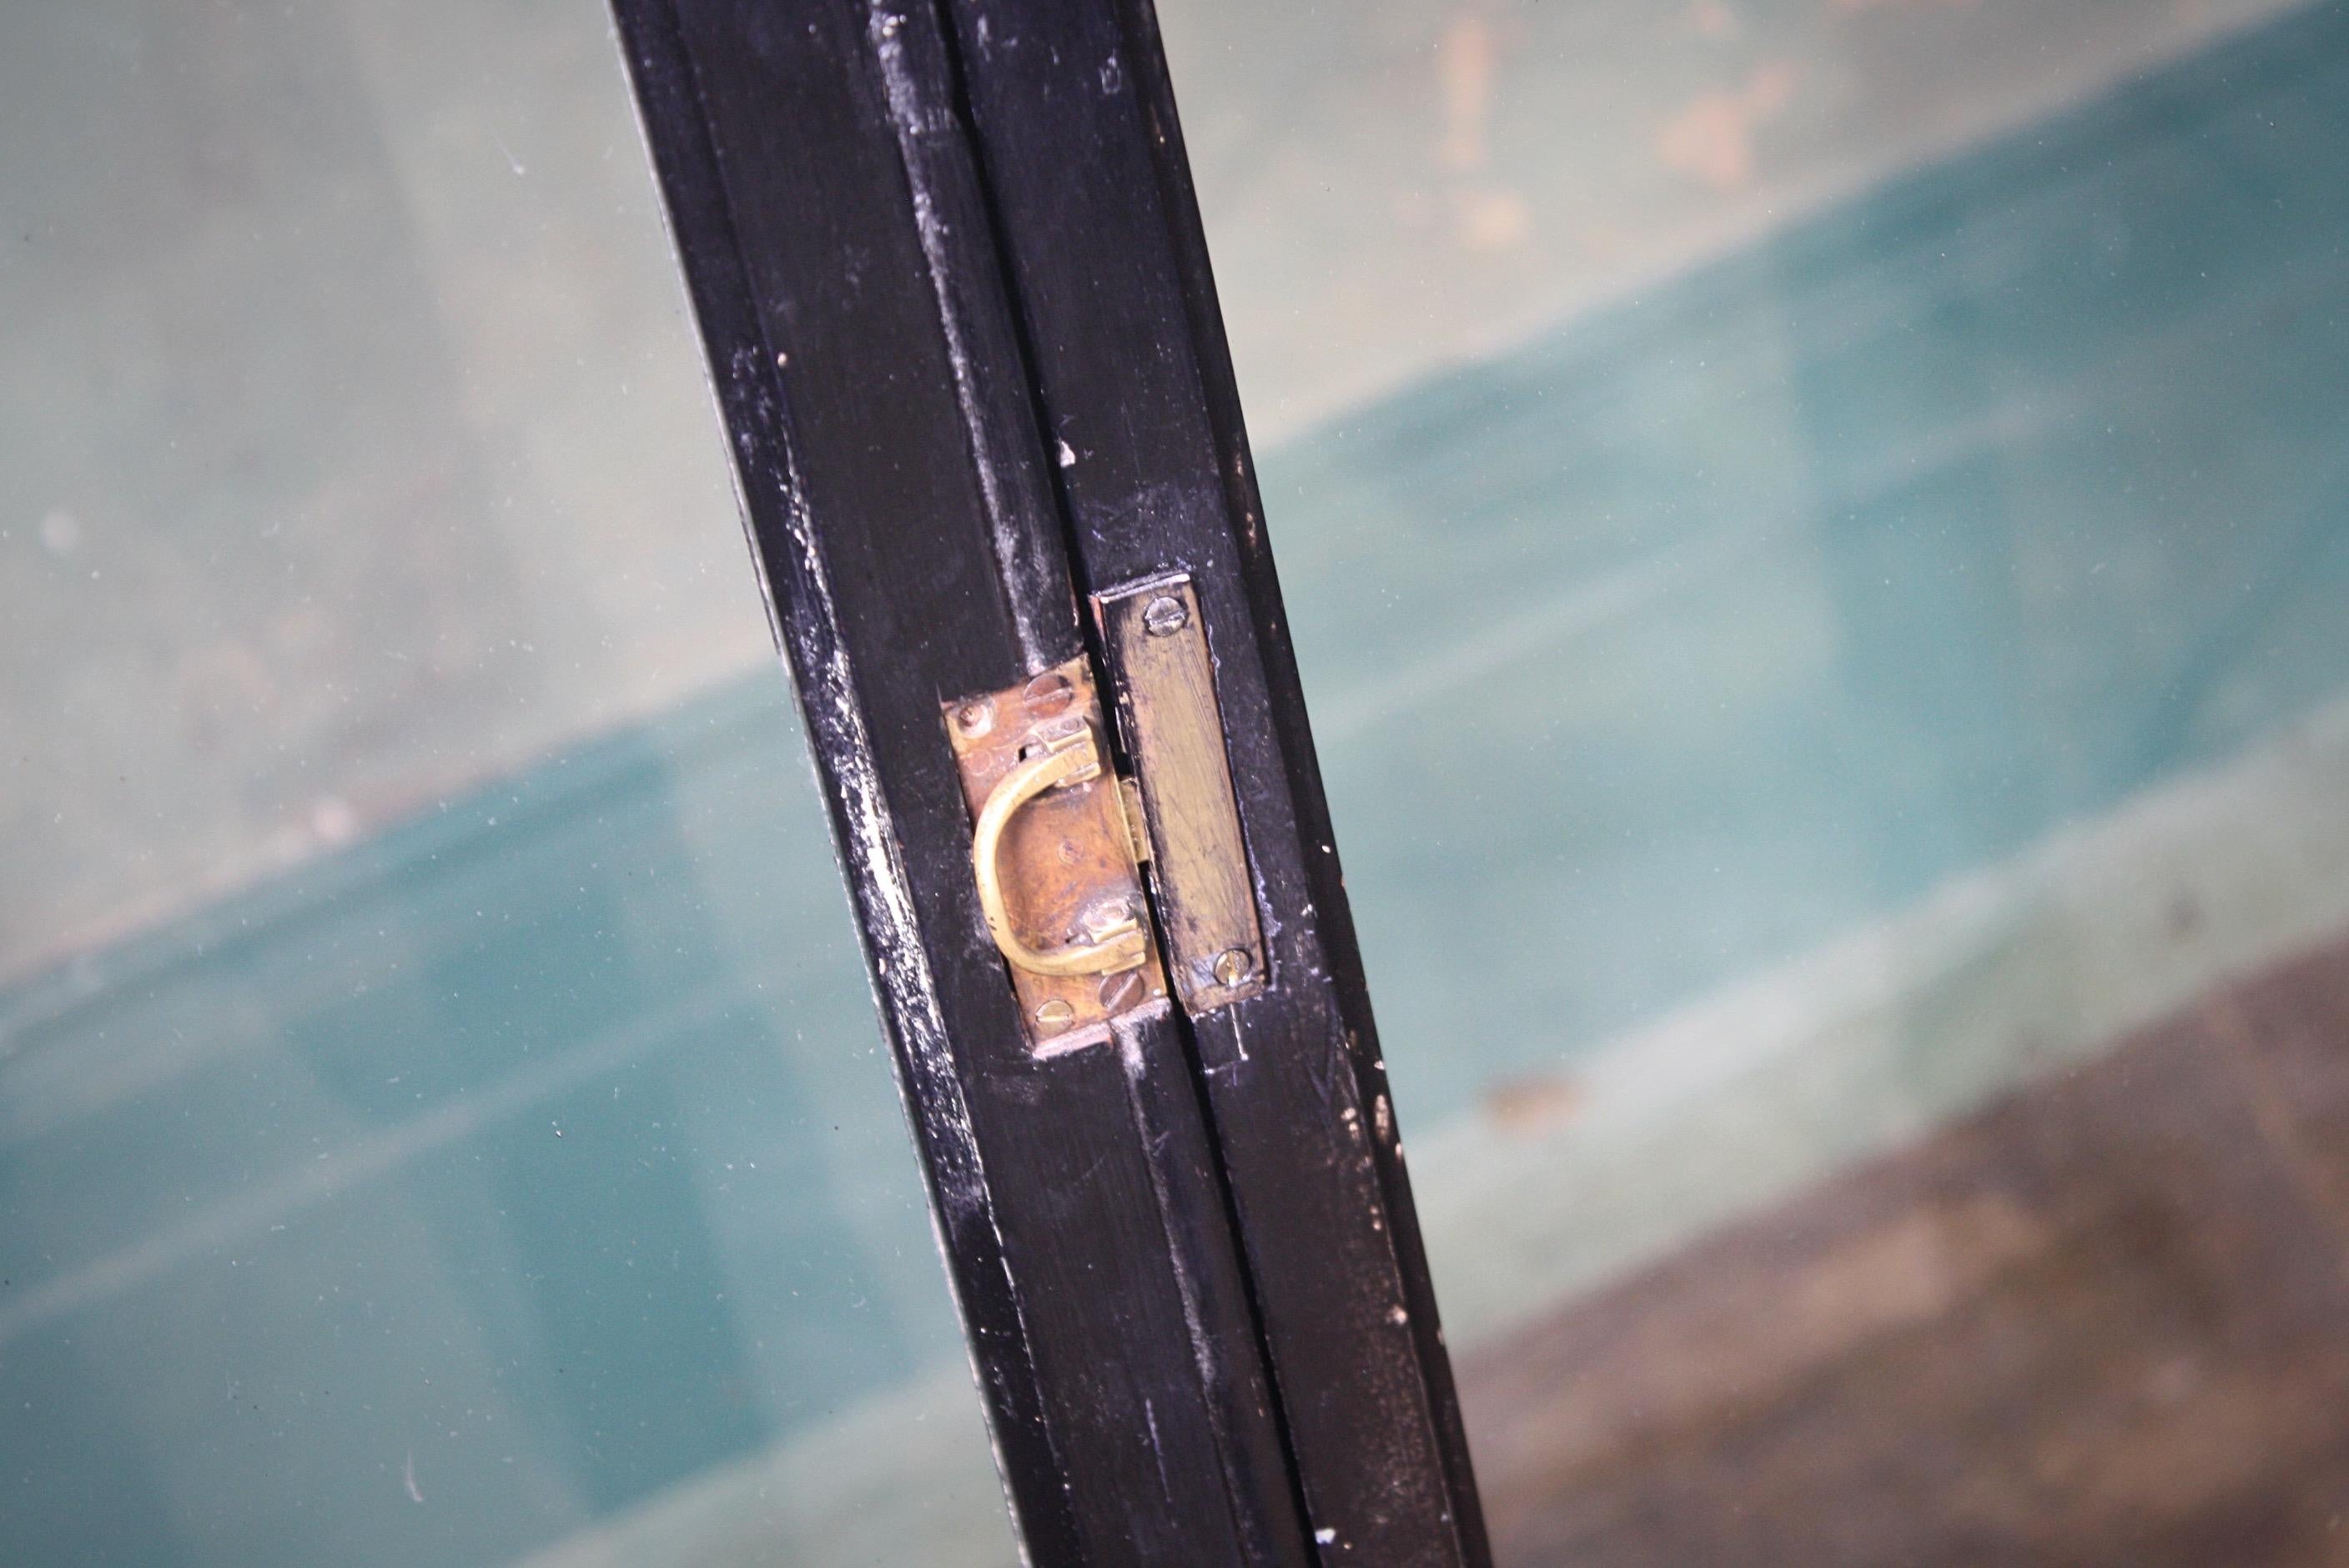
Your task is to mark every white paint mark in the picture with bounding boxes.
[403,1450,423,1504]
[871,13,1056,670]
[721,282,1039,1555]
[1315,1526,1337,1545]
[1056,439,1077,468]
[1032,1023,1114,1062]
[1116,1011,1224,1409]
[1144,1396,1172,1504]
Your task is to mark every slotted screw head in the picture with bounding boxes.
[1022,671,1075,717]
[1213,948,1254,988]
[1035,999,1075,1032]
[1098,969,1144,1013]
[1141,595,1190,637]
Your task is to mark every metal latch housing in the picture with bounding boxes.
[943,575,1268,1052]
[944,655,1166,1049]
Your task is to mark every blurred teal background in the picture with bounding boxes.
[0,695,962,1561]
[1280,10,2349,1125]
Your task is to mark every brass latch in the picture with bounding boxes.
[945,656,1167,1048]
[944,575,1267,1051]
[971,726,1147,977]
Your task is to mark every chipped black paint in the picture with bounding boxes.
[612,0,1484,1561]
[938,0,1492,1558]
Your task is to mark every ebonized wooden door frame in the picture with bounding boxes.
[613,2,1490,1560]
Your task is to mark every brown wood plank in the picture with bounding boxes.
[1461,933,2349,1566]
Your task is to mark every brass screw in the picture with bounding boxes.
[1022,671,1075,717]
[1141,595,1190,637]
[1035,999,1075,1032]
[954,697,994,737]
[1099,969,1144,1013]
[1213,948,1254,988]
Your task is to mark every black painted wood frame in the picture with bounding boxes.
[612,1,1490,1560]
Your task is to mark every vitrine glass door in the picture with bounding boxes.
[11,0,2349,1564]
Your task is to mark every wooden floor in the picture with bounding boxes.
[1460,934,2349,1566]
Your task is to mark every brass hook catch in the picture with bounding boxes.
[972,728,1149,977]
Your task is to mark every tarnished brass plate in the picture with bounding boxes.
[943,655,1167,1051]
[1094,576,1267,1013]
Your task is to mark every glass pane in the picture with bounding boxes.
[1,6,1010,1564]
[1164,0,2349,1559]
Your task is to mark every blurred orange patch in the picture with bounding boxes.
[1657,60,1799,191]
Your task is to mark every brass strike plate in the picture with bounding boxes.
[944,655,1168,1051]
[1094,575,1267,1013]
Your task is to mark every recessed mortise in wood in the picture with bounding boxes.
[945,654,1167,1050]
[1095,575,1268,1014]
